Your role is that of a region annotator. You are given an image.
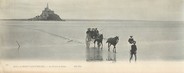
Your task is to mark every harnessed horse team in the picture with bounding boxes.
[86,28,119,53]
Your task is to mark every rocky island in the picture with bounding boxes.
[29,4,62,21]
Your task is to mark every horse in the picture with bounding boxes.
[94,34,103,49]
[106,36,119,53]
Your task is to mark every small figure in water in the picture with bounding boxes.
[95,28,99,34]
[128,36,135,44]
[86,28,91,35]
[129,41,137,63]
[91,28,95,39]
[86,28,92,43]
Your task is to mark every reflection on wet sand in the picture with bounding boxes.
[86,47,116,62]
[86,47,103,61]
[106,51,116,62]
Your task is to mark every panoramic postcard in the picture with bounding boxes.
[0,0,184,73]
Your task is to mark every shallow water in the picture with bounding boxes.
[0,21,184,61]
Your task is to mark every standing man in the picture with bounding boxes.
[129,41,137,63]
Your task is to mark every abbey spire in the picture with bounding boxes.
[47,3,49,9]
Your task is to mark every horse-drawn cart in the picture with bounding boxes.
[85,28,103,49]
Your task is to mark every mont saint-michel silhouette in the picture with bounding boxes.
[29,3,62,21]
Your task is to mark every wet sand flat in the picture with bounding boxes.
[0,21,184,61]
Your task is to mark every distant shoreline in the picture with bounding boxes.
[0,19,183,22]
[0,19,65,21]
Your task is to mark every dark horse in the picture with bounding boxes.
[94,34,103,49]
[106,36,119,53]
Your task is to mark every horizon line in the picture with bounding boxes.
[0,18,183,22]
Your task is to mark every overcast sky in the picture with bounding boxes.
[0,0,183,21]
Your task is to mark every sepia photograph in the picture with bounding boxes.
[0,0,184,73]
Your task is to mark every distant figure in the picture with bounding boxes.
[106,36,119,53]
[91,28,95,39]
[129,41,137,62]
[86,28,92,48]
[86,28,91,34]
[128,36,135,44]
[94,28,99,38]
[86,28,92,41]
